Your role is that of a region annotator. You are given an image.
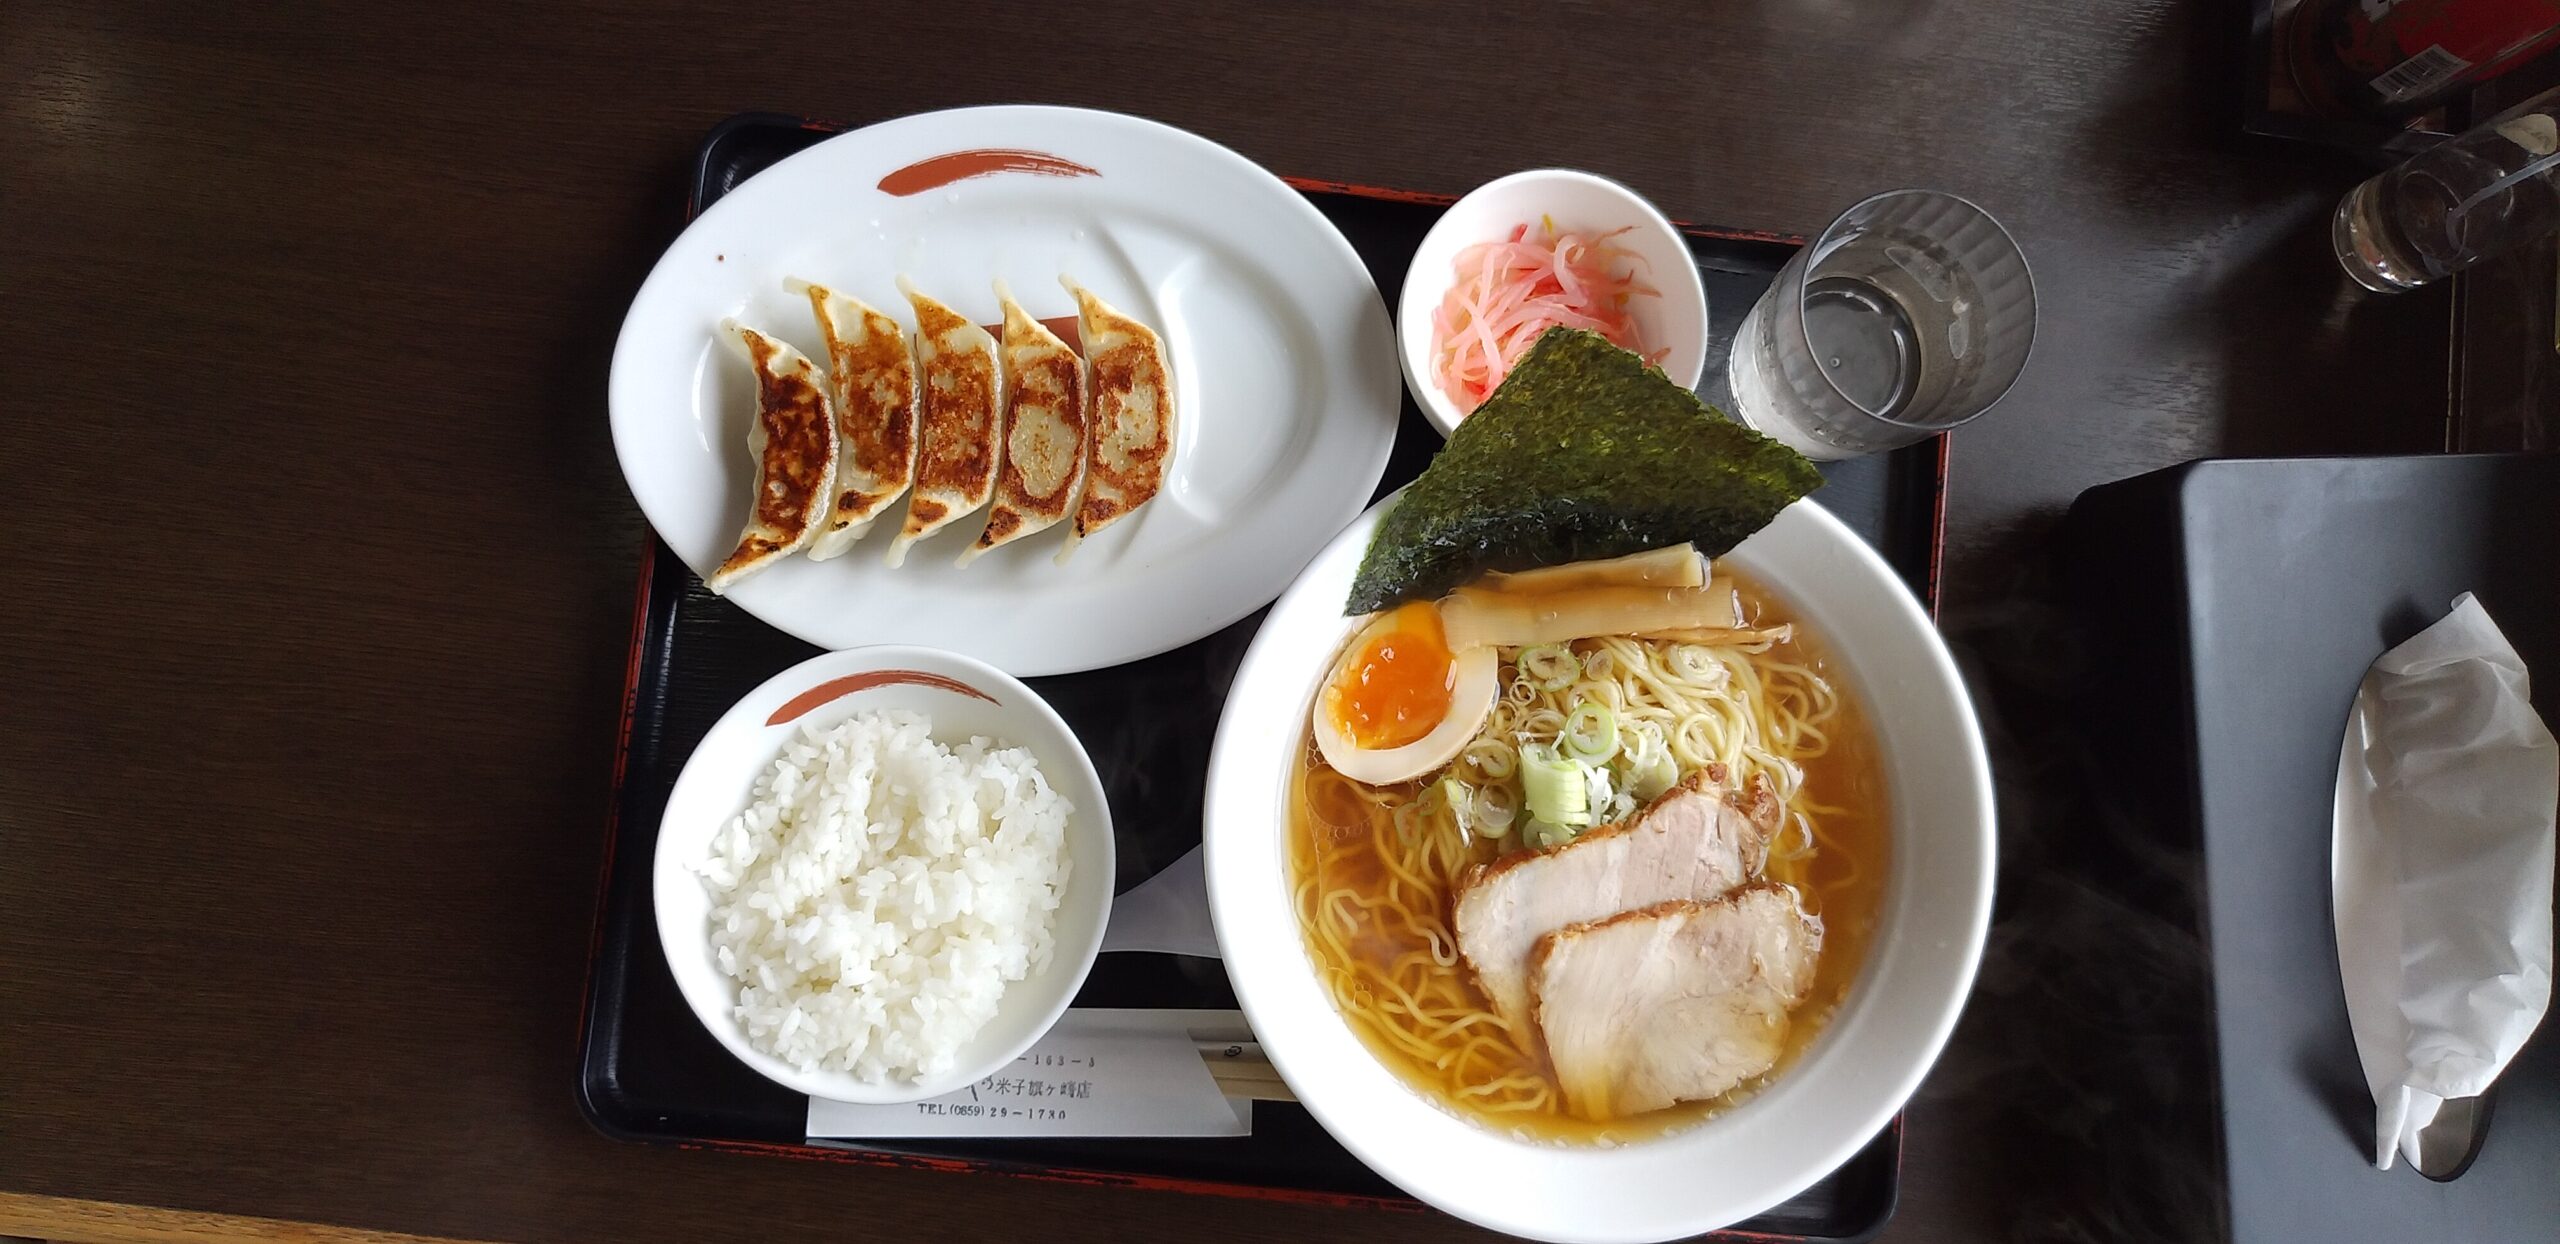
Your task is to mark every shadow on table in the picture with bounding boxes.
[1920,511,2229,1244]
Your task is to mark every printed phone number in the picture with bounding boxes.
[914,1104,1075,1120]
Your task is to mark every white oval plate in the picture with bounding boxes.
[611,106,1400,675]
[654,645,1115,1103]
[1204,496,1994,1243]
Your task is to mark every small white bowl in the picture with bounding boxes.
[652,645,1114,1104]
[1399,169,1710,437]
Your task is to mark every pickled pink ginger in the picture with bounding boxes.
[1431,219,1663,416]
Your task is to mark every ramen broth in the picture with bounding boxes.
[1288,568,1890,1143]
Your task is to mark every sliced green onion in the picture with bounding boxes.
[1667,643,1722,683]
[1619,722,1679,801]
[1434,777,1473,838]
[1560,701,1619,762]
[1524,818,1579,850]
[1517,643,1580,692]
[1473,783,1518,834]
[1519,743,1589,830]
[1582,763,1616,823]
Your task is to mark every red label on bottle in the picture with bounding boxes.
[2333,0,2560,86]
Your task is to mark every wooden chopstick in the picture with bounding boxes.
[1196,1040,1296,1102]
[1206,1059,1296,1102]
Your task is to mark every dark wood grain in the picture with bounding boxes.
[0,3,2448,1243]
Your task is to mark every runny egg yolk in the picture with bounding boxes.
[1331,602,1456,750]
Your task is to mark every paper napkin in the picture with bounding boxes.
[2333,592,2557,1171]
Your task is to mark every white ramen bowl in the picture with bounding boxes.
[1203,496,1993,1243]
[654,644,1114,1104]
[1398,168,1710,437]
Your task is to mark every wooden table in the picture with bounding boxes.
[0,3,2452,1242]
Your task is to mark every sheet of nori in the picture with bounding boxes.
[1347,329,1822,614]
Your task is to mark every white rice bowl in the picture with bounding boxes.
[695,708,1073,1084]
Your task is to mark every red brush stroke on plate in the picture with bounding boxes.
[878,149,1099,196]
[971,316,1083,354]
[766,670,998,726]
[1033,315,1081,353]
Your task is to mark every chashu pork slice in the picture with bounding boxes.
[1453,766,1777,1034]
[887,279,1002,567]
[1528,884,1824,1120]
[707,319,837,593]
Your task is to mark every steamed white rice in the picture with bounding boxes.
[696,708,1072,1083]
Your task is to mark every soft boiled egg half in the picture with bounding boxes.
[1313,601,1500,786]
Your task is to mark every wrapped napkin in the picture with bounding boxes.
[2333,592,2557,1171]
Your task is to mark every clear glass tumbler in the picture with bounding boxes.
[1723,191,2037,460]
[2335,83,2560,293]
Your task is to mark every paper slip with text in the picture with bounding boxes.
[806,1009,1251,1139]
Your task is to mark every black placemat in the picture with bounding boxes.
[577,111,1947,1242]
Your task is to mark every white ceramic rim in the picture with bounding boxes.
[651,643,1115,1104]
[1204,496,1994,1242]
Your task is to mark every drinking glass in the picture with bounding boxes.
[2335,83,2560,293]
[1722,191,2037,460]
